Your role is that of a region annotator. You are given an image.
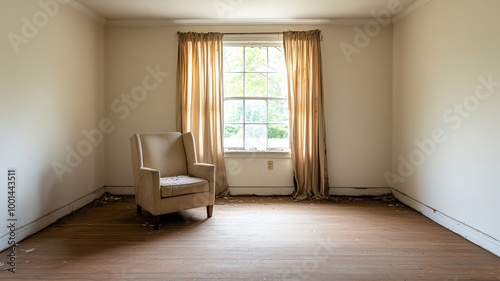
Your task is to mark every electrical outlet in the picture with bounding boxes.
[267,160,273,170]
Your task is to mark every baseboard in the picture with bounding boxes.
[229,187,294,196]
[0,187,105,252]
[330,187,391,196]
[392,189,500,257]
[228,186,392,197]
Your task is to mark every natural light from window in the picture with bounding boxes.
[223,44,289,152]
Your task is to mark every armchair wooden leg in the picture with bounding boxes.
[153,215,160,230]
[207,205,213,218]
[137,205,142,214]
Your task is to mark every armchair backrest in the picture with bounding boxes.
[131,133,188,178]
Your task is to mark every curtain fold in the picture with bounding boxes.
[176,32,228,195]
[283,29,330,200]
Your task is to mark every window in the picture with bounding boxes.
[223,43,289,152]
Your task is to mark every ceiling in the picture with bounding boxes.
[74,0,418,22]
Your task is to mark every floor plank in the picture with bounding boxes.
[1,195,499,280]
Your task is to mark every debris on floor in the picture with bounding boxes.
[55,193,133,225]
[91,192,122,206]
[214,194,408,209]
[373,194,407,208]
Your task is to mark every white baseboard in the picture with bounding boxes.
[228,186,392,197]
[331,187,391,196]
[229,186,294,196]
[0,188,105,252]
[393,189,500,257]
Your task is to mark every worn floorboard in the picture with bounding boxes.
[1,195,499,280]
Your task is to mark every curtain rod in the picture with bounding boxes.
[223,31,323,41]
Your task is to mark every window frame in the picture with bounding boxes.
[223,39,290,153]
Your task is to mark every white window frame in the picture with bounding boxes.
[223,35,290,153]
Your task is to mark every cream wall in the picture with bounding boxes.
[105,25,176,187]
[104,24,393,192]
[0,0,105,249]
[393,0,500,242]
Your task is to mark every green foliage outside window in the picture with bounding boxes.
[223,45,289,150]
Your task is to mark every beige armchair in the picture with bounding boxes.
[130,132,215,230]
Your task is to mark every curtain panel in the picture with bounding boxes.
[176,32,228,195]
[283,29,330,200]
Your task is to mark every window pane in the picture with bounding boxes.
[245,47,267,72]
[268,47,286,72]
[223,43,289,151]
[224,100,243,123]
[224,47,243,72]
[245,100,266,123]
[268,73,287,98]
[268,100,288,122]
[224,73,243,97]
[245,124,267,150]
[268,124,289,148]
[224,125,243,148]
[245,73,267,97]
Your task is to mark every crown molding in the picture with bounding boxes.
[65,0,433,27]
[392,0,434,23]
[105,18,376,27]
[67,0,106,24]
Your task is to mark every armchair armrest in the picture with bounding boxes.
[136,167,161,214]
[190,163,215,182]
[189,163,215,204]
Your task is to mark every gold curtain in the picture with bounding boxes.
[176,32,228,195]
[283,30,330,200]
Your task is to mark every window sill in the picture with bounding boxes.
[224,150,291,159]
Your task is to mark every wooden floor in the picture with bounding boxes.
[1,195,499,281]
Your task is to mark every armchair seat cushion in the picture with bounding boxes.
[160,175,209,198]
